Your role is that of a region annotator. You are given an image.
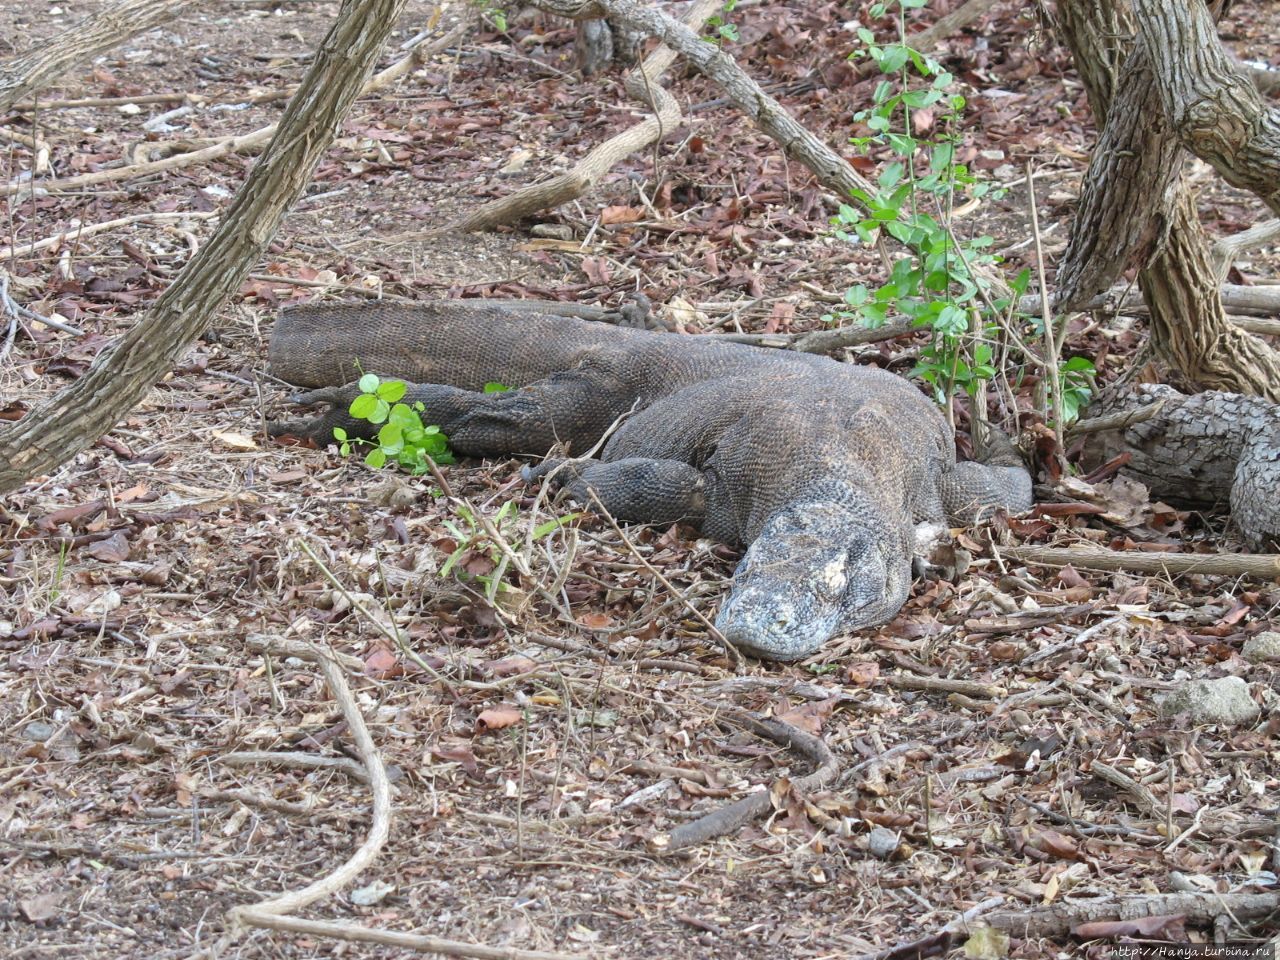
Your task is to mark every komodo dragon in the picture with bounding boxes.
[269,302,1032,661]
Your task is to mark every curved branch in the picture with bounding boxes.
[1132,0,1280,217]
[526,0,876,202]
[651,710,839,853]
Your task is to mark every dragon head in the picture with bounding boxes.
[714,500,908,661]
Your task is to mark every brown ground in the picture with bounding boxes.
[2,1,1278,958]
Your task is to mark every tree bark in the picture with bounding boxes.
[0,0,409,493]
[1133,0,1280,218]
[1055,0,1280,400]
[1140,190,1280,400]
[1052,45,1181,310]
[0,0,196,114]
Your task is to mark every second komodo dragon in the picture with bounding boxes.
[270,302,1032,661]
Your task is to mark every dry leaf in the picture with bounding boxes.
[19,892,62,922]
[1030,828,1080,860]
[475,706,523,732]
[963,925,1009,959]
[85,531,130,563]
[599,205,644,225]
[363,648,402,680]
[212,430,257,451]
[846,661,880,685]
[1074,914,1186,941]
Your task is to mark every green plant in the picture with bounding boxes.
[1058,355,1096,424]
[334,374,455,474]
[705,0,739,43]
[475,0,509,32]
[832,0,1092,429]
[48,540,68,604]
[828,0,1003,409]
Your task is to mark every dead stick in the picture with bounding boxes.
[527,0,876,202]
[653,711,838,853]
[229,646,391,921]
[220,750,370,784]
[0,0,197,114]
[232,915,585,960]
[447,0,719,232]
[885,673,1003,699]
[1003,545,1280,579]
[1067,400,1165,437]
[0,211,217,261]
[720,315,918,354]
[1090,760,1162,818]
[984,892,1280,940]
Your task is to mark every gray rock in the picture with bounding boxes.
[867,826,900,860]
[1241,631,1280,664]
[1158,677,1260,725]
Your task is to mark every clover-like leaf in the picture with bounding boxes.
[349,393,378,419]
[377,380,407,402]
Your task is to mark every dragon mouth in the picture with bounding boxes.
[714,593,835,662]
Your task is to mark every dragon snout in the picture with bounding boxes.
[715,593,826,662]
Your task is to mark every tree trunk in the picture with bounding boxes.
[1132,0,1280,218]
[0,0,409,493]
[0,0,196,114]
[1140,190,1280,398]
[1055,0,1280,401]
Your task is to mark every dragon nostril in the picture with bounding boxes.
[773,617,789,631]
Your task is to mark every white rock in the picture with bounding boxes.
[1241,631,1280,664]
[1158,677,1260,725]
[867,825,900,860]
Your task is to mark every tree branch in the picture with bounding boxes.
[0,0,412,493]
[0,0,196,114]
[1133,0,1280,217]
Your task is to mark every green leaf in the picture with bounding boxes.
[879,44,909,74]
[934,304,968,336]
[886,133,916,157]
[357,373,380,394]
[368,399,391,425]
[878,161,904,189]
[483,381,512,393]
[439,545,466,578]
[349,393,378,420]
[377,380,407,402]
[333,427,348,441]
[532,512,581,540]
[388,403,419,429]
[365,448,387,469]
[378,423,404,454]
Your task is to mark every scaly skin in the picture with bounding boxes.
[270,303,1033,660]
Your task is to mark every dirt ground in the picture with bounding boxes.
[2,1,1278,958]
